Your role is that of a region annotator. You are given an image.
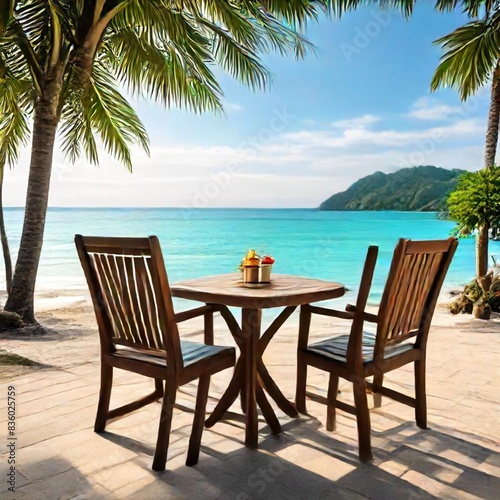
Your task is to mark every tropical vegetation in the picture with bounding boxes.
[430,0,500,278]
[447,167,500,276]
[330,0,500,320]
[319,165,464,211]
[0,0,330,326]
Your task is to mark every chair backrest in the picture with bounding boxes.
[75,235,182,370]
[375,238,458,356]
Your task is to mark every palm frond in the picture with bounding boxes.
[59,92,99,165]
[106,13,223,111]
[255,0,329,27]
[0,0,15,32]
[431,19,500,99]
[0,72,31,168]
[434,0,491,18]
[60,59,150,170]
[1,0,336,172]
[210,25,270,90]
[327,0,415,18]
[1,18,43,93]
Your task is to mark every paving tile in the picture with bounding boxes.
[12,464,102,500]
[89,460,153,492]
[400,470,480,500]
[1,308,499,499]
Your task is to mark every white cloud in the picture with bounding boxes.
[409,97,464,121]
[331,114,379,128]
[4,111,484,209]
[282,119,483,149]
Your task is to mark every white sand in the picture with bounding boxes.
[1,288,499,499]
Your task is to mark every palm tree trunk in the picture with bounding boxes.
[485,60,500,168]
[4,81,61,323]
[476,59,500,279]
[0,164,13,296]
[477,224,490,277]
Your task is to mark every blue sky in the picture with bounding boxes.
[5,4,489,207]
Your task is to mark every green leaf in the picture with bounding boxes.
[431,18,500,100]
[0,72,31,168]
[447,166,500,231]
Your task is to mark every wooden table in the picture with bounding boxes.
[171,273,345,448]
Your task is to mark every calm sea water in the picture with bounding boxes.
[2,208,497,307]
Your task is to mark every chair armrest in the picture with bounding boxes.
[307,304,355,320]
[345,304,378,323]
[174,305,219,323]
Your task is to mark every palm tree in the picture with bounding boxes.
[330,1,500,277]
[0,0,329,324]
[0,41,31,298]
[430,1,500,277]
[0,164,13,297]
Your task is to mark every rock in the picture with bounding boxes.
[0,310,25,330]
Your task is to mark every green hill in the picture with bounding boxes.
[319,166,466,211]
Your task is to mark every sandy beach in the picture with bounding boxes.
[1,288,499,498]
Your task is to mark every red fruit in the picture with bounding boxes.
[262,256,275,264]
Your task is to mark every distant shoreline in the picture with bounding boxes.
[3,206,442,212]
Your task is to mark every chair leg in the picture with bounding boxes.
[295,353,307,414]
[186,375,211,466]
[415,359,427,429]
[372,374,383,408]
[155,379,164,399]
[326,374,339,431]
[152,383,177,472]
[352,377,373,462]
[94,363,113,433]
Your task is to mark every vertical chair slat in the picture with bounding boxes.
[410,253,437,331]
[115,255,140,345]
[135,256,162,350]
[145,256,165,351]
[103,254,134,342]
[128,256,152,348]
[147,256,165,349]
[385,255,411,342]
[396,253,424,339]
[125,255,148,346]
[407,254,434,332]
[407,254,427,330]
[92,254,128,341]
[387,256,411,340]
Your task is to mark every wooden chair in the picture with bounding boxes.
[295,238,458,461]
[75,235,235,471]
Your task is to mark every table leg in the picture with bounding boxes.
[205,361,244,428]
[242,308,260,448]
[256,385,281,435]
[205,305,295,441]
[257,359,299,418]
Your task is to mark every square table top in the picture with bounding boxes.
[171,273,345,309]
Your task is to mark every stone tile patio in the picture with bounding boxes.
[0,302,499,499]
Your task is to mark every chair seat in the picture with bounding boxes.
[112,341,235,369]
[306,331,415,364]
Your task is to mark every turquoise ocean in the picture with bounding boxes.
[2,208,499,308]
